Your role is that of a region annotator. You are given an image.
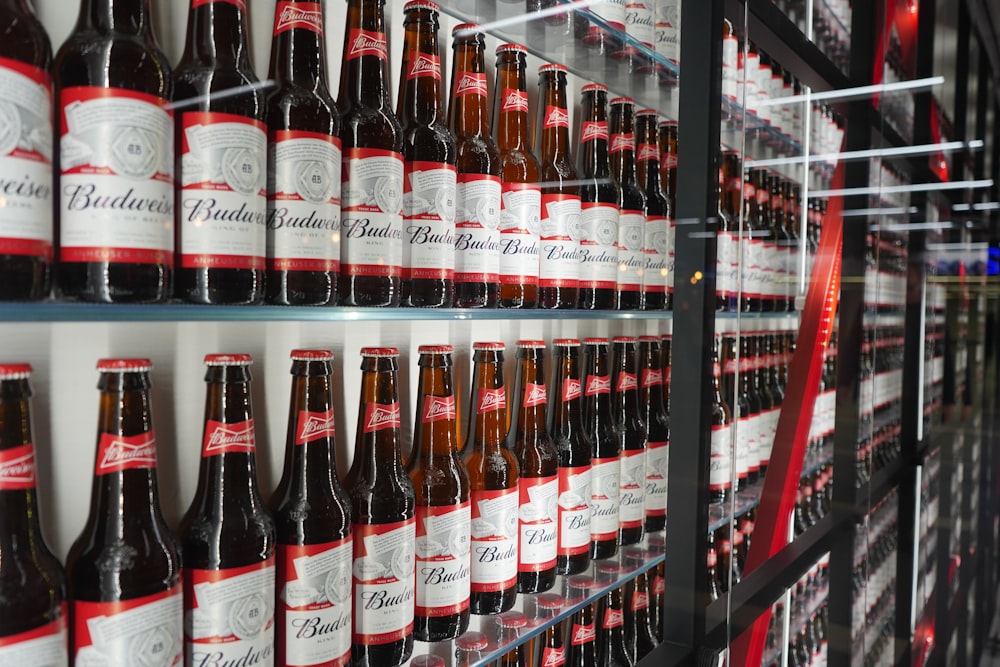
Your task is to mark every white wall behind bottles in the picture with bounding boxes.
[14,1,670,560]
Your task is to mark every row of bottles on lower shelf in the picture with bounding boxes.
[915,448,940,618]
[762,556,830,667]
[852,490,898,667]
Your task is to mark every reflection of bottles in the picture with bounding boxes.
[623,550,658,661]
[533,594,566,667]
[709,337,733,505]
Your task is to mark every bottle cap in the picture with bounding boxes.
[635,108,659,116]
[97,359,153,372]
[455,631,489,651]
[418,345,454,354]
[361,347,400,358]
[403,0,440,12]
[552,338,581,347]
[473,342,506,351]
[496,610,528,629]
[516,340,547,349]
[582,83,608,93]
[583,337,609,345]
[536,593,564,610]
[638,335,660,343]
[658,119,678,127]
[0,363,32,379]
[566,574,595,591]
[409,657,445,667]
[452,22,482,36]
[496,43,528,55]
[204,354,253,366]
[539,63,568,74]
[595,562,622,576]
[610,96,635,106]
[612,336,638,344]
[291,349,334,361]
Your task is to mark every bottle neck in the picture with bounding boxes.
[467,356,508,454]
[354,362,405,480]
[280,367,338,498]
[339,0,392,109]
[398,14,444,125]
[582,348,613,423]
[636,121,661,195]
[578,100,610,178]
[411,359,458,462]
[0,384,42,547]
[197,368,263,504]
[549,352,584,436]
[510,356,547,435]
[449,42,491,138]
[611,145,637,188]
[537,80,571,166]
[269,0,329,88]
[613,348,641,414]
[494,61,530,151]
[78,0,155,35]
[182,0,255,69]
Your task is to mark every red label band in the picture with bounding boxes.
[610,133,633,154]
[406,54,442,80]
[542,646,566,667]
[523,383,547,408]
[543,106,570,129]
[341,263,402,278]
[478,388,506,413]
[500,88,529,113]
[296,408,336,444]
[62,247,172,266]
[603,608,624,629]
[75,586,181,665]
[454,72,488,97]
[422,395,456,423]
[0,443,36,490]
[562,378,582,402]
[637,143,659,161]
[586,375,611,396]
[571,622,596,645]
[95,431,157,474]
[0,239,52,260]
[180,253,264,270]
[363,402,401,432]
[274,1,323,34]
[0,613,66,652]
[616,373,638,392]
[346,29,388,60]
[202,419,256,456]
[581,121,608,143]
[632,591,649,611]
[642,369,663,387]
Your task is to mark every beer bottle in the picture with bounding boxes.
[737,159,757,313]
[338,0,405,307]
[495,610,528,666]
[577,84,619,311]
[265,0,342,306]
[582,338,619,560]
[657,120,677,308]
[344,348,415,666]
[406,345,471,641]
[0,3,51,301]
[635,112,667,310]
[462,342,519,615]
[182,354,276,665]
[582,0,624,59]
[506,341,558,594]
[493,44,540,309]
[784,180,800,313]
[649,555,665,642]
[533,593,566,667]
[548,339,592,576]
[535,63,581,310]
[721,335,748,492]
[748,168,771,313]
[68,359,182,664]
[710,337,733,505]
[398,1,457,308]
[566,595,597,667]
[769,173,791,313]
[755,169,777,312]
[54,0,173,303]
[448,24,502,309]
[611,337,645,546]
[706,531,721,600]
[717,150,740,312]
[272,350,351,667]
[623,551,658,660]
[660,334,672,417]
[609,99,645,310]
[739,335,762,485]
[638,336,668,532]
[596,575,633,667]
[174,0,267,305]
[454,631,488,667]
[0,365,66,660]
[754,335,776,479]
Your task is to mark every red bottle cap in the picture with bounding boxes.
[418,345,454,354]
[403,0,440,12]
[552,338,581,347]
[638,335,660,343]
[473,342,506,351]
[497,610,528,628]
[291,349,334,361]
[612,336,638,344]
[97,359,153,372]
[496,43,528,55]
[635,109,659,117]
[610,96,635,106]
[539,63,568,74]
[452,22,482,35]
[583,337,609,345]
[658,119,678,127]
[536,593,564,611]
[204,354,253,366]
[582,83,608,93]
[596,562,622,576]
[409,657,445,667]
[361,347,400,358]
[566,574,595,591]
[516,340,547,349]
[455,631,489,651]
[0,363,32,379]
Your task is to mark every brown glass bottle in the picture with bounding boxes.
[338,0,405,307]
[0,365,66,656]
[271,350,351,667]
[609,99,645,310]
[635,111,668,310]
[174,0,267,304]
[54,0,174,303]
[738,160,757,313]
[657,120,677,309]
[181,354,276,665]
[565,593,597,667]
[784,180,801,312]
[506,341,558,593]
[750,168,773,312]
[0,3,51,301]
[495,610,528,666]
[638,336,668,532]
[596,582,633,667]
[406,345,470,641]
[533,593,566,667]
[706,531,721,600]
[660,334,672,418]
[582,338,620,560]
[265,0,341,306]
[649,557,665,642]
[548,339,592,575]
[448,24,502,308]
[740,335,762,485]
[716,150,740,312]
[709,337,733,505]
[535,63,581,309]
[454,631,488,667]
[769,173,790,313]
[493,44,540,309]
[623,553,658,661]
[611,337,645,546]
[721,335,747,492]
[398,1,456,308]
[753,335,776,479]
[577,84,619,310]
[67,360,182,664]
[344,348,415,666]
[461,342,519,614]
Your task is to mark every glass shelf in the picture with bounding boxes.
[0,302,675,323]
[406,531,665,667]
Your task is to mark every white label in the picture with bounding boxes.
[469,488,519,592]
[722,37,739,100]
[498,183,540,286]
[558,466,592,555]
[539,193,581,288]
[618,210,645,292]
[403,161,456,280]
[59,87,174,265]
[180,112,267,270]
[280,541,352,667]
[589,457,620,541]
[619,449,646,527]
[352,520,415,645]
[340,148,404,279]
[645,441,668,517]
[740,414,760,471]
[643,214,668,295]
[579,202,619,289]
[592,0,626,27]
[454,174,501,283]
[710,424,732,490]
[415,503,471,617]
[717,231,738,298]
[743,53,760,113]
[187,564,275,666]
[0,620,66,664]
[734,416,751,478]
[78,588,182,667]
[654,0,680,64]
[518,477,558,572]
[625,1,654,46]
[268,131,342,273]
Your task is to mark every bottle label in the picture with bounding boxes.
[498,182,540,287]
[477,387,506,413]
[586,374,611,396]
[707,548,717,568]
[59,86,173,265]
[422,395,456,423]
[642,369,662,387]
[757,409,774,466]
[523,382,548,408]
[499,88,529,114]
[352,519,416,645]
[654,0,680,63]
[610,133,633,154]
[75,587,181,667]
[402,161,456,281]
[616,372,638,393]
[274,2,323,35]
[603,607,624,629]
[617,210,644,292]
[278,540,351,667]
[202,419,256,457]
[405,54,441,81]
[454,73,488,98]
[739,415,760,474]
[643,214,668,294]
[268,130,342,273]
[645,440,668,518]
[0,443,36,490]
[653,574,665,595]
[637,143,659,162]
[95,431,157,474]
[579,202,619,290]
[0,57,52,260]
[542,646,567,667]
[469,487,518,592]
[517,475,558,572]
[625,1,654,47]
[179,111,267,270]
[619,449,645,528]
[539,193,581,288]
[296,408,336,445]
[0,615,66,664]
[710,424,732,491]
[570,622,596,645]
[563,378,582,402]
[346,29,388,60]
[631,591,649,610]
[717,231,737,299]
[362,402,401,433]
[581,121,608,143]
[734,417,751,478]
[415,503,471,617]
[589,456,620,541]
[186,563,275,665]
[557,465,591,556]
[340,147,403,279]
[454,174,501,284]
[543,106,570,129]
[592,0,625,28]
[721,36,738,100]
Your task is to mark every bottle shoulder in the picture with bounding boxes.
[401,120,457,163]
[0,10,51,69]
[55,32,171,97]
[266,83,338,135]
[339,104,403,151]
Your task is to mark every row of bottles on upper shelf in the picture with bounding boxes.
[762,556,830,667]
[773,0,853,73]
[852,491,898,667]
[0,0,682,312]
[0,334,673,666]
